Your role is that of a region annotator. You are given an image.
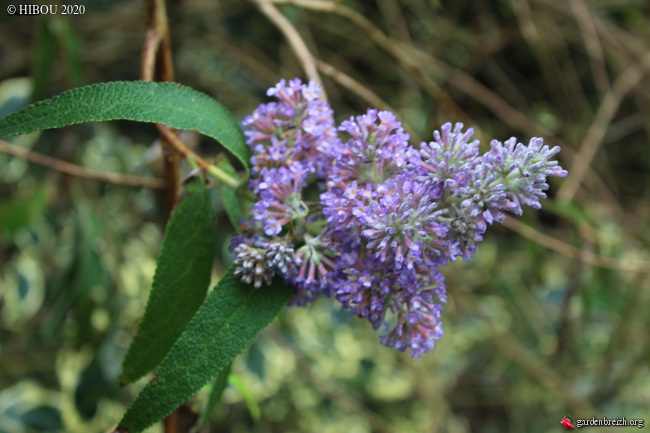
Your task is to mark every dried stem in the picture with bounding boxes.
[314,59,421,141]
[569,0,610,96]
[260,0,486,139]
[0,139,165,189]
[254,0,324,90]
[557,50,650,202]
[502,218,649,273]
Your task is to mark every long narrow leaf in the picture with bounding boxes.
[229,373,261,420]
[216,158,244,231]
[0,81,250,172]
[118,267,293,433]
[120,180,214,385]
[196,363,232,428]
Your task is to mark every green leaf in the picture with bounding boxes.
[0,187,46,239]
[229,373,261,420]
[31,18,57,102]
[42,203,107,341]
[196,363,232,428]
[216,158,243,231]
[550,200,589,226]
[120,180,214,385]
[52,16,84,88]
[118,267,293,433]
[0,81,250,173]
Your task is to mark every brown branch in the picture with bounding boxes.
[155,1,174,83]
[141,1,183,430]
[142,0,180,217]
[0,139,165,189]
[140,29,160,82]
[155,124,241,190]
[142,0,175,83]
[163,410,178,433]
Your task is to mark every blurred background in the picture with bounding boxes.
[1,0,649,432]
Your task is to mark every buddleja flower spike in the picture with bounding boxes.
[232,78,567,357]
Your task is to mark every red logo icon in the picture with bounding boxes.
[561,416,575,429]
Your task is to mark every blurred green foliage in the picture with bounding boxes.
[1,1,649,432]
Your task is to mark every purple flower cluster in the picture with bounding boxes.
[231,78,567,357]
